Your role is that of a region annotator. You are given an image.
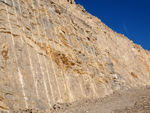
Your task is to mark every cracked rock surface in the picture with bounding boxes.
[0,0,150,112]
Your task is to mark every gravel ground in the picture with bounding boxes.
[3,86,150,113]
[51,86,150,113]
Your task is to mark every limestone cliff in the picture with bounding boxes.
[0,0,150,112]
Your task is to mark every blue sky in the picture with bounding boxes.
[75,0,150,51]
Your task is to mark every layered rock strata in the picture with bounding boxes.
[0,0,150,112]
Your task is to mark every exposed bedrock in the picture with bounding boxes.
[0,0,150,112]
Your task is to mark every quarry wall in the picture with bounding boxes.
[0,0,150,112]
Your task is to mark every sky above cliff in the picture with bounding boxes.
[75,0,150,51]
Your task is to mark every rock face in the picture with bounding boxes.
[0,0,150,112]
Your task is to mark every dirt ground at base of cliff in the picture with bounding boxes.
[2,86,150,113]
[51,86,150,113]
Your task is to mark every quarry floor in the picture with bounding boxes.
[52,86,150,113]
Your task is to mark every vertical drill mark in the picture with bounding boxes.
[14,0,39,100]
[27,0,51,107]
[58,31,74,102]
[77,34,99,98]
[98,27,112,89]
[12,0,39,98]
[60,25,83,101]
[37,52,51,107]
[51,30,68,103]
[38,1,60,102]
[18,68,28,107]
[66,28,87,98]
[5,0,28,108]
[35,0,55,104]
[19,0,50,107]
[41,1,62,103]
[89,45,102,97]
[84,35,101,97]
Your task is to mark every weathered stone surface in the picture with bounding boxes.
[0,0,150,112]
